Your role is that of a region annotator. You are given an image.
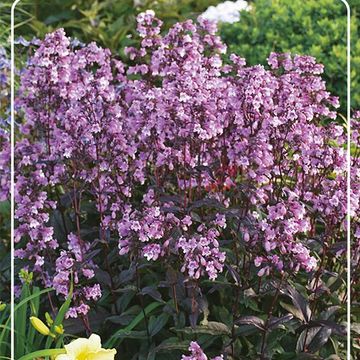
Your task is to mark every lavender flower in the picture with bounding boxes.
[182,341,223,360]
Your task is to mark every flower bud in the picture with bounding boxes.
[0,303,6,312]
[30,316,51,336]
[54,325,64,335]
[45,312,53,326]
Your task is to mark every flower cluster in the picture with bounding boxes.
[177,220,226,281]
[14,30,116,316]
[53,233,99,318]
[117,188,226,280]
[351,111,360,303]
[0,129,10,202]
[0,47,10,202]
[181,341,223,360]
[251,199,315,275]
[15,11,349,317]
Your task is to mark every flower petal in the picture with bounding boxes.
[55,355,74,360]
[64,334,101,356]
[88,334,103,349]
[87,349,117,360]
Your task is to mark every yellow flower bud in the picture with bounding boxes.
[30,316,51,336]
[45,312,53,326]
[0,303,6,312]
[54,325,64,335]
[19,269,33,285]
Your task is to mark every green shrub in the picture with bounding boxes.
[220,0,360,112]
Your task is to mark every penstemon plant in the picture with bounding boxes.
[12,10,357,359]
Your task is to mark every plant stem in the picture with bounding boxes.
[260,273,285,359]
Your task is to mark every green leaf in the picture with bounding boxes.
[285,286,311,323]
[147,338,190,359]
[45,279,73,349]
[307,327,332,353]
[18,349,65,360]
[236,316,265,331]
[268,314,294,330]
[105,301,162,348]
[15,284,29,358]
[280,301,305,322]
[148,313,169,337]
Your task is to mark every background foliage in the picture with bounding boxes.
[220,0,360,113]
[9,0,222,58]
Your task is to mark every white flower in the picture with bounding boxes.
[55,334,116,360]
[200,0,250,24]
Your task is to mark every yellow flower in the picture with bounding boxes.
[55,334,116,360]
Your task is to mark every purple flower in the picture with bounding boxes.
[182,341,223,360]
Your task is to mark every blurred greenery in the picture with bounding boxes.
[0,3,11,48]
[220,0,360,114]
[2,0,222,58]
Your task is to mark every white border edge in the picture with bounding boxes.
[10,1,21,359]
[339,0,351,358]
